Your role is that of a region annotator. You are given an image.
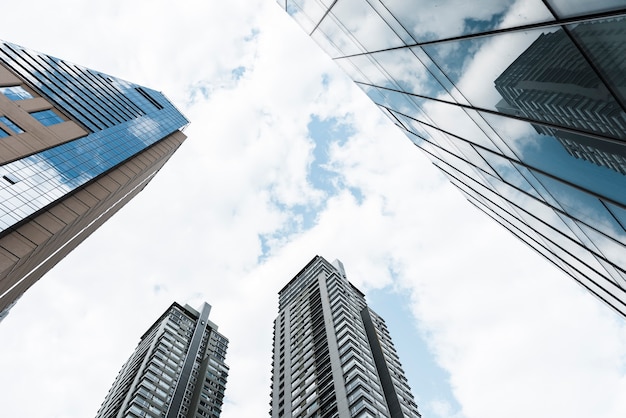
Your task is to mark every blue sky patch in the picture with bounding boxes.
[307,114,355,192]
[231,66,246,80]
[368,286,463,418]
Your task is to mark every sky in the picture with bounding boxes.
[0,1,625,418]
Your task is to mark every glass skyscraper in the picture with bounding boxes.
[95,302,229,418]
[277,1,626,316]
[0,40,188,320]
[271,256,420,418]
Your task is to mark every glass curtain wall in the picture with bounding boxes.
[277,0,626,316]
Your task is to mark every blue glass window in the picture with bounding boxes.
[30,110,63,126]
[0,85,33,100]
[0,116,23,133]
[0,127,8,138]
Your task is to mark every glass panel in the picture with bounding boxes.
[516,213,610,280]
[31,109,63,126]
[477,149,543,200]
[309,26,344,58]
[368,48,450,98]
[0,98,186,234]
[337,54,395,86]
[327,0,406,52]
[0,85,33,100]
[0,127,8,138]
[362,87,389,107]
[0,42,154,133]
[471,182,610,281]
[513,163,561,208]
[462,107,517,159]
[377,105,406,130]
[390,92,502,153]
[605,202,626,233]
[547,0,626,18]
[532,170,625,243]
[411,46,470,105]
[422,28,553,107]
[285,0,330,34]
[313,8,365,57]
[597,258,626,289]
[568,16,626,108]
[381,0,553,43]
[479,110,626,208]
[375,87,422,116]
[0,116,23,134]
[419,127,495,190]
[397,115,430,144]
[481,170,620,282]
[423,26,626,141]
[366,0,415,45]
[577,222,626,273]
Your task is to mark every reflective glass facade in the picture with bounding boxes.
[0,41,188,232]
[278,1,626,316]
[95,302,229,418]
[0,40,188,320]
[271,256,420,418]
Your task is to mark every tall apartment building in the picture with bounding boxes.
[270,256,420,418]
[95,302,229,418]
[277,1,626,316]
[0,40,188,319]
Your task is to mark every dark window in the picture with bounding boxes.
[135,87,164,110]
[2,174,18,185]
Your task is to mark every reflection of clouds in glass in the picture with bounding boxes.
[330,0,404,52]
[479,112,542,156]
[285,0,328,33]
[336,54,390,87]
[280,0,626,315]
[384,0,551,42]
[548,0,626,18]
[0,113,180,234]
[369,49,436,96]
[417,1,559,110]
[0,156,72,230]
[463,166,624,286]
[128,117,162,146]
[0,42,150,133]
[481,111,626,205]
[533,171,625,241]
[423,100,498,150]
[577,222,626,277]
[416,98,626,286]
[453,29,554,109]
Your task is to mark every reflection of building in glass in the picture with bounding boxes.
[278,2,626,316]
[95,302,228,418]
[556,131,626,174]
[270,256,420,418]
[495,20,626,174]
[0,41,188,320]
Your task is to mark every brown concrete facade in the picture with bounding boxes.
[0,62,88,165]
[0,130,186,313]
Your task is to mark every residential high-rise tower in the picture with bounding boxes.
[95,302,229,418]
[270,256,420,418]
[0,40,188,319]
[277,2,626,316]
